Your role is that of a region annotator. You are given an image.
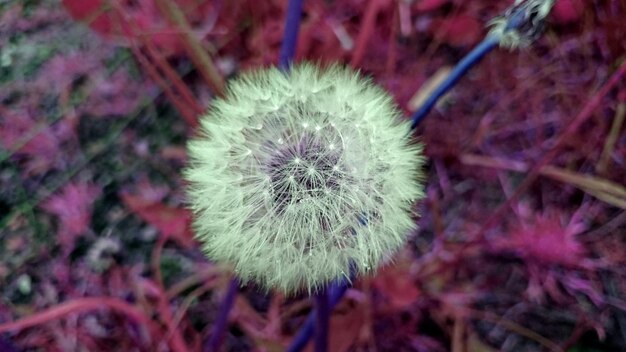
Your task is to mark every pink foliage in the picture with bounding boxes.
[414,0,449,12]
[492,209,587,267]
[62,0,219,56]
[41,182,102,253]
[552,0,584,24]
[3,1,625,350]
[0,110,64,175]
[120,180,195,248]
[84,70,148,117]
[37,53,147,118]
[37,53,98,92]
[430,15,482,47]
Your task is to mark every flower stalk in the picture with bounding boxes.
[205,278,239,352]
[410,0,556,129]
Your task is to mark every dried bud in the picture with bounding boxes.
[488,0,556,49]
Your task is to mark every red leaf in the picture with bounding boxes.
[41,182,101,253]
[325,306,365,352]
[120,190,195,248]
[430,15,482,47]
[373,257,421,309]
[552,0,584,24]
[61,0,217,55]
[61,0,119,35]
[414,0,449,12]
[0,110,66,176]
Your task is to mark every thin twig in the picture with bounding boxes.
[151,237,191,352]
[0,297,159,342]
[155,0,226,97]
[350,0,388,68]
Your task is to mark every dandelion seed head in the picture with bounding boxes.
[185,63,425,294]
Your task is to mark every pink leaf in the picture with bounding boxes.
[0,110,65,175]
[37,53,98,92]
[414,0,449,12]
[120,190,195,248]
[373,258,421,309]
[84,70,147,117]
[430,15,482,47]
[552,0,584,24]
[41,182,101,253]
[61,0,218,56]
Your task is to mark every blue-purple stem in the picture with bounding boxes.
[286,279,350,352]
[282,31,494,349]
[207,0,304,348]
[205,278,239,352]
[409,3,532,130]
[278,0,304,70]
[204,0,303,346]
[409,35,498,130]
[314,290,329,352]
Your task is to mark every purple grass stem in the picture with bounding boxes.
[207,0,304,349]
[286,280,350,352]
[278,0,304,70]
[205,278,239,352]
[314,290,330,352]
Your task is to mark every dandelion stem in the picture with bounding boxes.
[206,0,304,348]
[287,279,350,352]
[205,1,304,348]
[206,278,239,352]
[314,290,330,352]
[279,0,304,70]
[410,0,555,130]
[409,35,499,130]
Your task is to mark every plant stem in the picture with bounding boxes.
[286,280,349,352]
[350,0,388,68]
[205,278,239,352]
[155,0,226,97]
[206,1,304,349]
[410,0,556,130]
[314,290,329,352]
[0,297,160,343]
[279,0,304,70]
[410,35,499,130]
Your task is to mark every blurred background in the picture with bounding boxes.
[1,0,625,351]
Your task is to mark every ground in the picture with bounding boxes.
[1,0,625,351]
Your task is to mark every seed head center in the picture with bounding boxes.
[264,134,342,210]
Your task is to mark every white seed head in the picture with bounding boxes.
[185,63,425,294]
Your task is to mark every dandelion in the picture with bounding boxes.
[185,63,425,294]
